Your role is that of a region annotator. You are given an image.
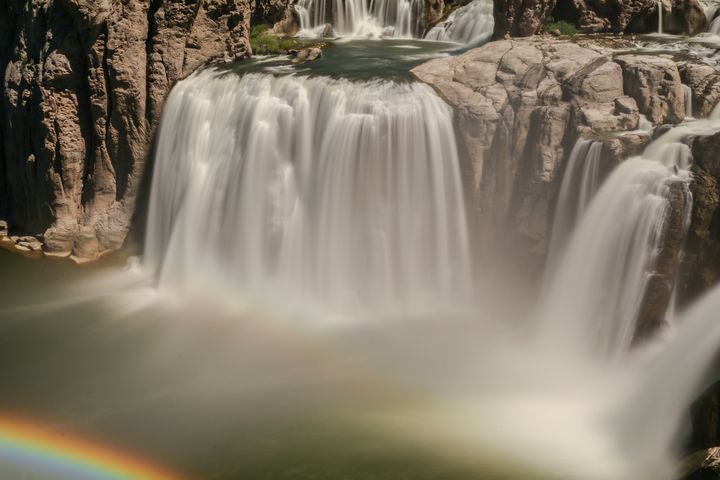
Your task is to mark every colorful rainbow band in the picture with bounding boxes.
[0,416,186,480]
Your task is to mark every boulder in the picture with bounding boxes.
[292,47,323,63]
[615,55,686,125]
[678,131,720,306]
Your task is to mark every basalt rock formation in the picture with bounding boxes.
[412,36,719,339]
[0,0,290,261]
[494,0,707,37]
[412,38,684,254]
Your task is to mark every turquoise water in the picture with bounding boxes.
[219,38,457,80]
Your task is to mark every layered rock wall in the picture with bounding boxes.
[494,0,707,37]
[411,38,684,256]
[0,0,271,260]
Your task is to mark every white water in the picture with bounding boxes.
[546,138,604,270]
[538,129,693,359]
[710,15,720,34]
[295,0,424,38]
[683,84,694,118]
[424,0,494,46]
[145,70,472,319]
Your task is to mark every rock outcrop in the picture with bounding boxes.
[494,0,707,37]
[0,0,288,261]
[681,64,720,119]
[411,37,685,258]
[679,131,720,306]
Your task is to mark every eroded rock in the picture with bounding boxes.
[1,0,288,261]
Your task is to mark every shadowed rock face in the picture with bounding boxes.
[0,0,285,261]
[679,132,720,307]
[494,0,707,37]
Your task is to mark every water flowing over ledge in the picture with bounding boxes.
[145,70,473,319]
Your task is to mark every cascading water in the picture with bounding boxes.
[546,138,605,270]
[537,130,693,359]
[145,69,473,318]
[424,0,494,46]
[658,0,664,34]
[295,0,424,38]
[683,84,694,118]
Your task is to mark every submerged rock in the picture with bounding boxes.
[292,47,323,63]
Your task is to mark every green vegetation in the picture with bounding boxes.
[541,17,578,35]
[250,24,303,55]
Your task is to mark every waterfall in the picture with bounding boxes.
[537,131,693,359]
[546,138,605,270]
[710,15,720,34]
[145,70,473,318]
[424,0,494,46]
[683,84,693,118]
[296,0,424,38]
[658,0,664,34]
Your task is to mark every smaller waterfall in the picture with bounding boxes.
[424,0,494,46]
[683,84,694,118]
[296,0,424,38]
[658,0,664,34]
[537,130,693,359]
[546,138,604,269]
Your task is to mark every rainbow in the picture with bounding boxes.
[0,415,187,480]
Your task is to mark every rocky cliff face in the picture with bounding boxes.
[494,0,707,37]
[412,38,684,253]
[412,36,715,339]
[0,0,283,261]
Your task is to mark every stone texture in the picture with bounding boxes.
[681,63,720,119]
[681,448,720,480]
[412,38,688,259]
[493,0,707,37]
[1,0,285,261]
[678,131,720,307]
[615,54,685,125]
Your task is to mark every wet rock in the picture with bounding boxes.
[71,227,100,262]
[635,180,690,342]
[292,47,323,63]
[691,383,720,449]
[681,448,720,480]
[681,64,720,119]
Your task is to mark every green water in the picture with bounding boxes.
[217,38,458,81]
[0,250,508,480]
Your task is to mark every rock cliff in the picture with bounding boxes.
[0,0,285,261]
[412,36,716,339]
[494,0,707,37]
